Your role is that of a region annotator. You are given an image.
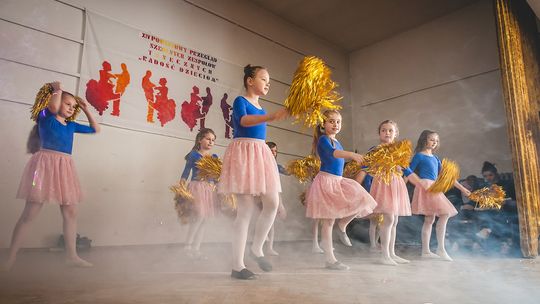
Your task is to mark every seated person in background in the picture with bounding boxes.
[476,161,519,256]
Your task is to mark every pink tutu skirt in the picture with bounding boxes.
[306,171,377,219]
[188,180,217,218]
[412,179,458,217]
[370,174,411,216]
[16,149,82,205]
[218,138,281,196]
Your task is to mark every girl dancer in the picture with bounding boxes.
[306,110,377,270]
[218,64,288,280]
[405,130,470,261]
[4,81,100,270]
[369,120,411,266]
[180,128,218,260]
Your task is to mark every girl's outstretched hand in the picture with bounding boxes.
[50,81,62,92]
[271,108,289,121]
[76,98,89,112]
[351,153,364,164]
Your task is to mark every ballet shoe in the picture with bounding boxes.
[325,261,350,270]
[338,231,352,247]
[249,251,272,272]
[231,268,256,280]
[391,255,410,264]
[65,258,93,268]
[436,250,453,262]
[421,252,441,259]
[380,257,398,266]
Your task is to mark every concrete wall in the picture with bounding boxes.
[349,0,512,178]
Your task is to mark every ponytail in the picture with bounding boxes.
[311,124,324,156]
[26,124,40,154]
[311,109,341,156]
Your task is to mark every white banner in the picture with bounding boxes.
[79,11,244,143]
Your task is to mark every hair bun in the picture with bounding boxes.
[244,64,252,75]
[481,161,497,173]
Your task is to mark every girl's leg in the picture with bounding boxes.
[312,219,323,253]
[250,192,279,257]
[185,217,204,253]
[389,215,409,264]
[435,215,453,261]
[321,218,348,270]
[4,201,43,270]
[380,213,397,265]
[337,214,357,247]
[60,204,92,267]
[421,215,439,258]
[232,194,254,271]
[369,218,379,251]
[266,224,279,256]
[192,218,207,252]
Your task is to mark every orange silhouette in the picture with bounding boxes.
[111,63,130,116]
[153,78,176,127]
[141,70,156,123]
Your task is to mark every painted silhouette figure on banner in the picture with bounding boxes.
[220,93,233,139]
[198,87,212,131]
[153,78,176,127]
[111,63,130,116]
[180,86,203,132]
[85,61,123,115]
[141,70,157,123]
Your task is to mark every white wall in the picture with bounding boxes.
[349,0,512,177]
[0,0,349,248]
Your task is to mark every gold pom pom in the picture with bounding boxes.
[196,155,222,181]
[31,83,53,121]
[299,190,307,206]
[170,180,194,224]
[69,97,83,122]
[369,213,384,225]
[31,83,81,122]
[364,140,413,184]
[284,56,342,128]
[286,155,321,183]
[469,184,506,209]
[428,159,460,193]
[343,161,362,179]
[219,193,237,217]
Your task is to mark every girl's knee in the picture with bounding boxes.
[61,205,78,219]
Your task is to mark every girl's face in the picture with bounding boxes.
[323,113,341,136]
[269,146,278,158]
[379,123,397,144]
[58,95,76,119]
[425,133,439,151]
[482,171,497,183]
[247,69,270,96]
[199,133,216,151]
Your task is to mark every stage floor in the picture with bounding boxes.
[1,241,539,304]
